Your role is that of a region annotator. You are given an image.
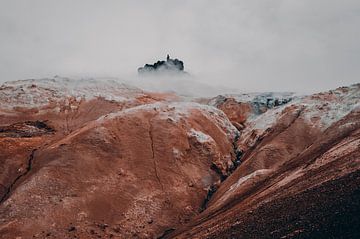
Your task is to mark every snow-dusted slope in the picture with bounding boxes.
[209,84,359,134]
[0,80,240,238]
[247,84,360,132]
[0,77,144,109]
[300,84,360,129]
[0,77,359,239]
[204,84,360,160]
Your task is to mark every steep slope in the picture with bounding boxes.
[0,77,174,207]
[0,78,240,238]
[167,84,360,238]
[0,78,359,239]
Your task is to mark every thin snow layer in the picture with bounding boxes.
[227,92,295,105]
[0,77,143,109]
[230,169,271,191]
[98,101,239,139]
[241,84,360,132]
[300,84,360,129]
[188,129,214,143]
[249,103,289,130]
[208,92,296,109]
[219,169,271,202]
[208,91,298,130]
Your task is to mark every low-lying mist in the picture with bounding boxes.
[123,72,242,97]
[1,1,359,94]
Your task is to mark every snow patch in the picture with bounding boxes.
[219,169,271,202]
[188,129,213,143]
[249,104,287,130]
[98,101,239,139]
[0,77,143,109]
[209,92,296,107]
[239,84,360,134]
[229,169,271,192]
[301,84,360,129]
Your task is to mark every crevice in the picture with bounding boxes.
[210,163,227,181]
[0,121,54,138]
[175,107,317,232]
[199,185,218,212]
[209,131,243,182]
[201,131,243,211]
[230,132,243,172]
[65,113,70,134]
[157,228,176,239]
[148,116,164,191]
[0,149,37,203]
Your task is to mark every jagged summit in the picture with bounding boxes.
[138,54,185,74]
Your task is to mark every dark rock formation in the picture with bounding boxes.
[0,121,54,138]
[138,55,185,74]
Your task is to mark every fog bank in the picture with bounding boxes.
[1,0,359,93]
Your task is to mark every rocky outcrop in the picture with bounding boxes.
[207,92,294,131]
[0,121,54,138]
[138,55,185,74]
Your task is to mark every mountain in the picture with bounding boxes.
[0,77,359,238]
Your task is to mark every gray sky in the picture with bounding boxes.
[0,0,359,92]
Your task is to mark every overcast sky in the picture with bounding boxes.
[0,0,359,92]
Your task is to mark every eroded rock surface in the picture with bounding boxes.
[0,78,238,238]
[0,78,359,239]
[167,84,360,239]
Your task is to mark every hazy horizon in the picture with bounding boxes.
[1,0,359,93]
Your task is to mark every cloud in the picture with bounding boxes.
[0,0,359,93]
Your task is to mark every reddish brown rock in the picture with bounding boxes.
[1,78,359,239]
[214,98,252,127]
[0,97,239,238]
[166,85,360,239]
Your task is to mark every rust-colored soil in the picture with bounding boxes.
[0,79,359,239]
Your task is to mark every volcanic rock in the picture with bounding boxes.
[138,55,185,74]
[165,84,360,239]
[0,78,238,238]
[0,78,359,239]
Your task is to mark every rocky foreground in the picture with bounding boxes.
[0,77,359,238]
